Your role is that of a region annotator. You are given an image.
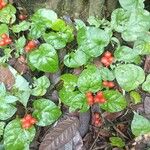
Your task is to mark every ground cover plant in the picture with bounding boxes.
[0,0,150,149]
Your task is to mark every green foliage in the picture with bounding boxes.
[130,91,141,104]
[0,4,16,24]
[115,64,145,91]
[0,83,18,120]
[100,90,127,112]
[131,112,150,136]
[0,0,150,148]
[31,76,50,96]
[4,119,36,150]
[142,74,150,93]
[77,65,102,93]
[110,137,125,148]
[28,43,59,72]
[33,99,62,126]
[12,21,30,33]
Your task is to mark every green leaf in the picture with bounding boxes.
[142,74,150,93]
[43,32,67,49]
[51,19,66,31]
[0,24,8,36]
[64,49,88,68]
[119,0,144,10]
[60,74,78,91]
[15,36,26,56]
[31,76,50,96]
[121,9,150,42]
[33,99,62,126]
[0,83,18,120]
[12,21,30,33]
[115,64,145,91]
[59,88,89,112]
[29,43,59,73]
[100,90,127,112]
[0,122,5,136]
[131,112,150,136]
[110,137,125,148]
[130,91,141,104]
[0,4,16,24]
[133,33,150,55]
[4,119,36,150]
[74,19,86,30]
[77,27,110,57]
[29,23,46,39]
[99,67,115,81]
[9,66,31,107]
[87,16,101,28]
[32,9,57,25]
[77,65,102,93]
[111,8,130,32]
[114,46,140,63]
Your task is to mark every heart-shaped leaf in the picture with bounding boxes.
[4,119,36,150]
[77,65,102,93]
[131,112,150,136]
[115,64,145,91]
[100,90,127,112]
[29,43,59,73]
[33,99,62,126]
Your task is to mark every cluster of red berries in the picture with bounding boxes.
[102,81,115,88]
[21,114,37,129]
[0,0,7,10]
[92,112,102,127]
[86,91,106,106]
[19,14,28,21]
[24,40,37,53]
[101,51,114,67]
[0,34,12,46]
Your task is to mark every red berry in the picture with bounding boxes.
[86,92,92,97]
[104,51,112,58]
[94,96,101,103]
[103,81,109,87]
[22,122,31,129]
[108,57,114,63]
[4,38,12,44]
[24,114,32,121]
[1,1,6,7]
[1,33,8,39]
[0,40,5,46]
[87,95,94,106]
[19,14,27,20]
[97,91,103,98]
[99,98,106,103]
[30,118,37,125]
[94,119,100,125]
[94,113,100,119]
[28,40,37,49]
[108,81,115,88]
[101,57,108,64]
[24,46,31,52]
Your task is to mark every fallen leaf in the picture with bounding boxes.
[144,96,150,114]
[0,65,15,90]
[144,55,150,73]
[39,117,80,150]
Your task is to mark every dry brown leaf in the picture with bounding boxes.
[102,111,123,121]
[144,96,150,115]
[0,65,15,90]
[14,56,28,74]
[39,117,80,150]
[144,55,150,73]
